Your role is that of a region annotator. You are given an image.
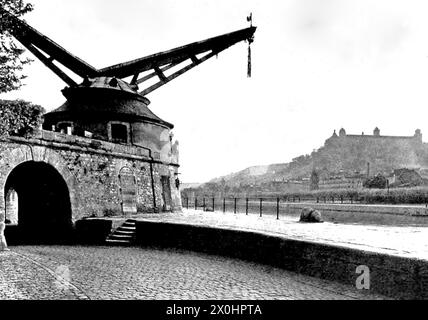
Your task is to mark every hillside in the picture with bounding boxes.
[209,163,291,187]
[184,128,428,195]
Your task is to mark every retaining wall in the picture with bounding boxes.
[135,220,428,299]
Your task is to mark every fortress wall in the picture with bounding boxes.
[321,133,424,175]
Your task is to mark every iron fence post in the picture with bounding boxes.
[223,198,226,213]
[277,198,280,220]
[246,198,249,215]
[203,197,206,211]
[260,198,263,217]
[213,197,215,212]
[234,198,237,214]
[195,198,198,210]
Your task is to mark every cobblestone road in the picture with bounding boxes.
[0,246,387,300]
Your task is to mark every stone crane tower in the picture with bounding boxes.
[0,8,256,243]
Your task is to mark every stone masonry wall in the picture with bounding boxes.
[0,131,182,223]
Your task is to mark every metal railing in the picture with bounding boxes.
[181,195,364,220]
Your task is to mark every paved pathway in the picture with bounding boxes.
[135,209,428,261]
[0,246,387,300]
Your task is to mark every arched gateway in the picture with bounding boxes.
[4,161,73,243]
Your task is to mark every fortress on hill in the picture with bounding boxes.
[203,127,427,188]
[182,127,428,197]
[326,127,423,146]
[312,127,428,189]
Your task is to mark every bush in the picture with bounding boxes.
[363,174,388,189]
[0,99,45,137]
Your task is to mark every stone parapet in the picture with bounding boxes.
[7,130,161,162]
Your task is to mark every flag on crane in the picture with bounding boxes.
[247,13,253,26]
[247,13,253,78]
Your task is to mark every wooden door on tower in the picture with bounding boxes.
[119,167,137,215]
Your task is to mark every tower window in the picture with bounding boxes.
[57,122,73,135]
[111,123,129,144]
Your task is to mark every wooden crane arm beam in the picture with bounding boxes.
[139,49,222,96]
[2,8,98,80]
[24,44,78,87]
[98,26,256,79]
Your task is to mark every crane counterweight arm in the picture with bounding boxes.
[1,8,98,82]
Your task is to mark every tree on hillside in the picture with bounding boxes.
[0,0,33,93]
[310,169,319,190]
[0,99,44,137]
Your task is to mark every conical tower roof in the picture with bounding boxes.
[44,77,173,129]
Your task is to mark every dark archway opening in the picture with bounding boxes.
[4,161,73,244]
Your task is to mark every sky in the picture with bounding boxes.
[3,0,428,183]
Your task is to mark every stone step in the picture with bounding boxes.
[116,225,136,230]
[109,234,134,240]
[115,229,135,235]
[105,239,132,246]
[117,227,136,233]
[106,219,137,245]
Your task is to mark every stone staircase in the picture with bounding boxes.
[105,219,136,245]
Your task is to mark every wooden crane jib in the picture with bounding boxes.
[1,8,256,96]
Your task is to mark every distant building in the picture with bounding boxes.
[326,127,423,146]
[318,176,364,190]
[388,168,424,187]
[316,127,428,189]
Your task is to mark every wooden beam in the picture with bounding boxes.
[4,9,98,79]
[135,60,183,85]
[154,67,168,83]
[131,73,140,85]
[191,55,200,64]
[139,50,219,96]
[99,26,256,78]
[25,44,78,87]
